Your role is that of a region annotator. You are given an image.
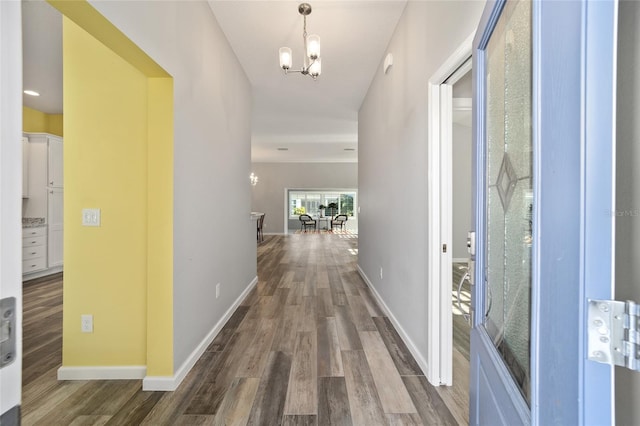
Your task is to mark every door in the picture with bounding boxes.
[48,188,64,267]
[470,0,617,424]
[48,136,63,188]
[0,0,23,423]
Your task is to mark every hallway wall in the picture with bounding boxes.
[452,122,472,260]
[358,1,484,373]
[88,1,255,376]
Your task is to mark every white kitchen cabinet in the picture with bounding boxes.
[22,137,29,198]
[22,226,47,274]
[48,136,63,188]
[48,187,63,268]
[23,133,64,275]
[23,134,49,219]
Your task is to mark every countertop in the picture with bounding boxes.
[22,217,46,228]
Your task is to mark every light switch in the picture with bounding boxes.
[82,208,101,227]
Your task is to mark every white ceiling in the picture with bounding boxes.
[208,1,407,162]
[22,0,63,114]
[21,1,407,162]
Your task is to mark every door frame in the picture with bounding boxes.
[426,31,474,385]
[0,0,24,419]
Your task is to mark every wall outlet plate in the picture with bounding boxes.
[81,314,93,333]
[82,208,101,227]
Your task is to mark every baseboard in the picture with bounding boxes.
[452,258,468,264]
[142,275,259,391]
[356,265,430,379]
[23,265,63,282]
[264,232,285,236]
[57,365,146,380]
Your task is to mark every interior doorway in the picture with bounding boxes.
[426,32,474,387]
[450,70,472,364]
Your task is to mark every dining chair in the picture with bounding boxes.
[331,214,348,232]
[257,213,265,242]
[299,214,317,232]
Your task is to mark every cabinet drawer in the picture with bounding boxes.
[22,236,46,247]
[22,257,46,274]
[22,245,45,260]
[22,227,46,238]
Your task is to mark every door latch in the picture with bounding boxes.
[587,299,640,371]
[467,231,476,256]
[0,297,16,368]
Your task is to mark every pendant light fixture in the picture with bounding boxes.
[279,3,321,80]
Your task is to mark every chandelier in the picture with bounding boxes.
[278,3,321,80]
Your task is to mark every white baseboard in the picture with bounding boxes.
[452,258,468,264]
[23,265,63,282]
[57,365,146,380]
[142,275,259,391]
[264,232,285,236]
[356,265,430,379]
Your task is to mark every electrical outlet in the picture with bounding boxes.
[216,283,221,299]
[379,267,383,280]
[81,314,93,333]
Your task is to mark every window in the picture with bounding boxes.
[288,190,357,218]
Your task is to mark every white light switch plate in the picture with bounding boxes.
[82,208,101,226]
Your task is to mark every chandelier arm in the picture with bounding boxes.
[303,15,309,69]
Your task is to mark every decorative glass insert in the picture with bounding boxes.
[484,0,532,404]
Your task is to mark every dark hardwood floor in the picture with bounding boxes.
[22,235,467,425]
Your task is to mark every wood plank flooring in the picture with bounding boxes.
[22,235,468,425]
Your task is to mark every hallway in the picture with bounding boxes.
[22,234,465,425]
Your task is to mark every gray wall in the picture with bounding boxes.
[91,1,256,373]
[358,1,484,366]
[452,121,472,260]
[251,162,358,234]
[616,1,640,423]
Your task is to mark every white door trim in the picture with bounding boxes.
[426,31,474,386]
[0,0,24,416]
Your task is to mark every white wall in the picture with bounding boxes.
[89,1,255,372]
[251,162,357,234]
[452,121,472,259]
[358,1,484,370]
[616,1,640,423]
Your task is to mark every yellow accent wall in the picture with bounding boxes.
[48,114,64,137]
[23,106,63,136]
[146,78,174,376]
[60,5,173,374]
[63,17,148,366]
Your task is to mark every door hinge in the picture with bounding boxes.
[0,297,16,369]
[588,299,640,371]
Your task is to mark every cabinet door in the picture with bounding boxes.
[48,136,63,188]
[22,137,29,197]
[48,188,63,267]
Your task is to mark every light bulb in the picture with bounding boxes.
[309,58,321,77]
[306,34,320,60]
[279,47,292,70]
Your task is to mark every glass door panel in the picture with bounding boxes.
[483,0,532,404]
